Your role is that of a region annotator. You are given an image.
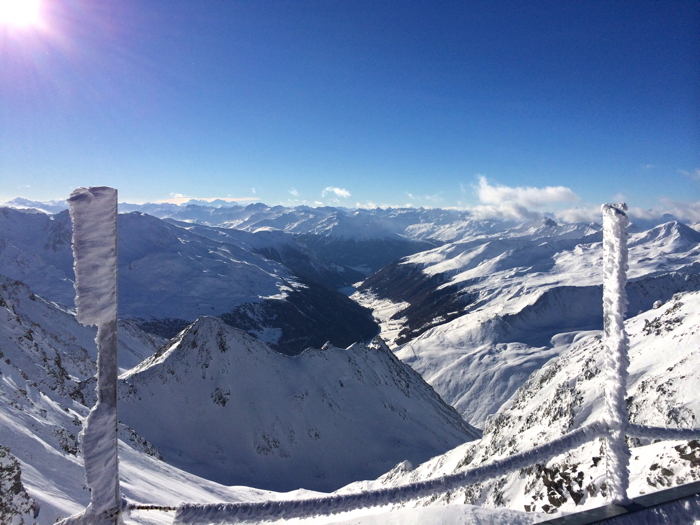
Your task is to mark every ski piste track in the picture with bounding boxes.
[58,196,700,524]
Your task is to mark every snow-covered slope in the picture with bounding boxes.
[118,317,479,493]
[0,208,378,354]
[0,275,532,525]
[339,291,700,518]
[0,274,160,379]
[0,275,231,524]
[0,207,75,306]
[356,221,700,426]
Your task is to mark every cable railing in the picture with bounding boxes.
[173,422,700,524]
[56,195,700,524]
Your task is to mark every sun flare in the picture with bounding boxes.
[0,0,41,28]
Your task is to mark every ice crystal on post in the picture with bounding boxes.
[601,203,631,504]
[60,187,122,525]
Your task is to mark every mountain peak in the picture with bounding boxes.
[118,316,478,492]
[630,220,700,248]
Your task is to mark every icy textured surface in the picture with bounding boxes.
[601,204,631,503]
[67,187,121,524]
[68,187,118,327]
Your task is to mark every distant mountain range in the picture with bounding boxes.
[0,207,378,355]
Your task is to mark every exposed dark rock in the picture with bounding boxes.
[0,445,39,524]
[298,235,439,276]
[220,280,379,355]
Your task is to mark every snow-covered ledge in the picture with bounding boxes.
[59,187,123,525]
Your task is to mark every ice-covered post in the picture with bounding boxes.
[601,203,631,505]
[65,187,122,524]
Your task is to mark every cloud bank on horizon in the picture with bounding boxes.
[3,175,700,225]
[469,177,700,224]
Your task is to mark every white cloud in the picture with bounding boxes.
[657,199,700,223]
[463,176,580,220]
[470,203,541,221]
[555,206,602,223]
[322,187,351,199]
[289,188,299,197]
[678,168,700,182]
[477,176,579,208]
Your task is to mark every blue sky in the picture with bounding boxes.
[1,0,698,219]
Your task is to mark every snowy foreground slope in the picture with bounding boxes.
[4,281,699,523]
[0,275,486,523]
[356,220,700,426]
[338,290,700,518]
[118,317,479,492]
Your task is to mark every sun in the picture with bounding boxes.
[0,0,41,28]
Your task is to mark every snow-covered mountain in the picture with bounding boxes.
[118,317,479,492]
[115,203,453,275]
[0,274,175,522]
[0,207,75,306]
[0,208,378,354]
[3,197,700,522]
[339,290,700,518]
[0,274,160,380]
[0,275,485,524]
[2,197,69,215]
[355,220,700,426]
[117,202,462,240]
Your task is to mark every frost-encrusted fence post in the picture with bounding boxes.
[601,203,631,505]
[61,187,122,525]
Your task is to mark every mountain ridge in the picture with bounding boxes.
[118,316,479,492]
